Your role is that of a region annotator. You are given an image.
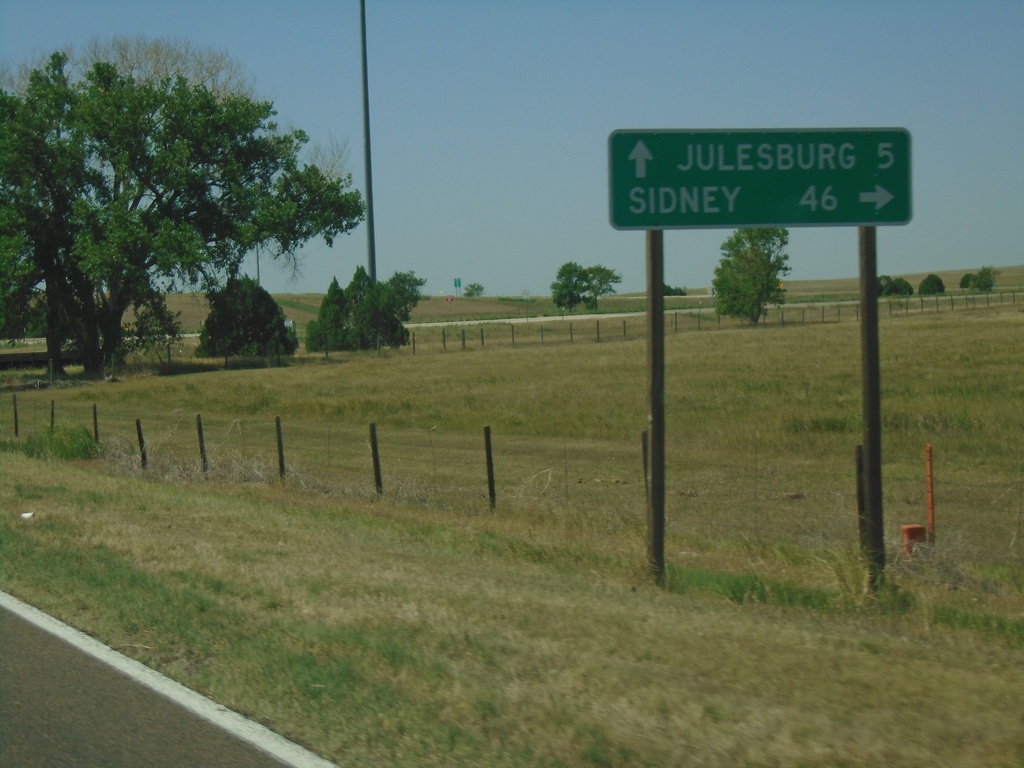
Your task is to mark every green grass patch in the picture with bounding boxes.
[4,453,1024,766]
[931,605,1024,648]
[0,422,98,461]
[667,565,835,611]
[786,414,859,434]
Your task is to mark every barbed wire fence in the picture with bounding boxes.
[400,291,1024,356]
[6,396,1022,571]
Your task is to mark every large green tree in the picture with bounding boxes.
[0,46,364,375]
[305,277,348,355]
[197,275,298,365]
[878,275,913,297]
[551,261,588,312]
[583,265,622,310]
[306,267,425,353]
[551,262,622,312]
[712,228,790,325]
[918,274,945,296]
[965,266,998,292]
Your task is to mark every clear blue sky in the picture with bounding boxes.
[2,0,1022,297]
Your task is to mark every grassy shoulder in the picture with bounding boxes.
[3,452,1024,767]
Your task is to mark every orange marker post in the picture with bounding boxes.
[925,444,935,544]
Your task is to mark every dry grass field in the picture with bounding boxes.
[3,281,1024,766]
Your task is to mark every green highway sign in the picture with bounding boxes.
[609,128,911,230]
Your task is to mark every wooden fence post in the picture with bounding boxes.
[484,425,496,510]
[926,443,935,544]
[276,416,285,480]
[369,422,383,496]
[50,400,55,432]
[136,419,147,470]
[197,413,209,475]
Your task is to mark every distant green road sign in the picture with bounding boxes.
[609,128,911,230]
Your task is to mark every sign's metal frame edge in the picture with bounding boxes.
[610,126,911,136]
[609,217,913,232]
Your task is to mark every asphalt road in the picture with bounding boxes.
[0,597,333,768]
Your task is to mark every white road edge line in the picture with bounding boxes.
[0,590,337,768]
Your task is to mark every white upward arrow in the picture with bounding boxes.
[628,140,653,178]
[859,185,894,210]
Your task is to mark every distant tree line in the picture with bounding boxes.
[878,267,999,299]
[685,224,1004,326]
[185,265,427,365]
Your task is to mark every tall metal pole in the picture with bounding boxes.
[359,0,377,282]
[646,230,666,584]
[858,226,885,590]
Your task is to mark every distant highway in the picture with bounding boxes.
[407,302,768,329]
[406,307,702,329]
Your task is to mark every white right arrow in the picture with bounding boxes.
[628,140,653,178]
[859,185,894,210]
